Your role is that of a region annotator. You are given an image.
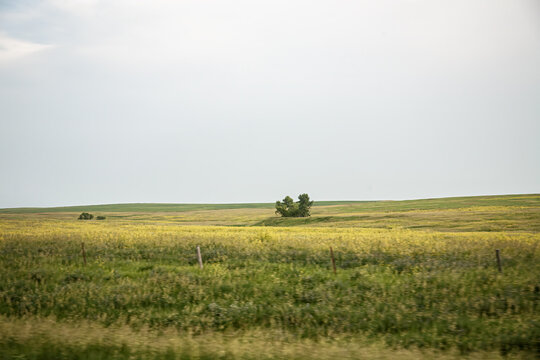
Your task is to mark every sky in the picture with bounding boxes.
[0,0,539,208]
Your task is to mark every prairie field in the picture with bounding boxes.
[0,194,539,359]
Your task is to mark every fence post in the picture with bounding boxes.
[495,249,502,273]
[197,246,203,269]
[81,242,87,266]
[330,246,336,274]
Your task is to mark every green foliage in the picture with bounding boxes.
[297,193,314,217]
[77,212,93,220]
[96,216,106,220]
[275,196,297,217]
[275,194,314,217]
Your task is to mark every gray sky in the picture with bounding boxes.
[1,0,539,208]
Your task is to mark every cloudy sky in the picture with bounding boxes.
[0,0,539,207]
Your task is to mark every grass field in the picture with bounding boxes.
[0,194,539,359]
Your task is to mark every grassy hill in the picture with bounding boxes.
[1,194,538,232]
[0,202,274,213]
[1,193,538,214]
[1,195,539,359]
[1,193,539,359]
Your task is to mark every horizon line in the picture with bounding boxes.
[1,192,537,211]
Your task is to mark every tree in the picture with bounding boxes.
[275,194,313,217]
[78,212,94,220]
[297,193,314,217]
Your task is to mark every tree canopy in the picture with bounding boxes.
[78,212,94,220]
[275,193,314,217]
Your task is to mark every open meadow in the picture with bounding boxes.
[0,194,539,359]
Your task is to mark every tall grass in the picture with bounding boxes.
[0,219,538,358]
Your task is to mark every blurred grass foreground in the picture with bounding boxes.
[0,194,539,359]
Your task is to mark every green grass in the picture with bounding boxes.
[0,194,539,359]
[0,202,275,213]
[255,207,540,232]
[1,193,538,214]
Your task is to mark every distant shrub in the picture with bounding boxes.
[78,212,94,220]
[96,216,106,220]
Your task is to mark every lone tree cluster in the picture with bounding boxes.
[275,193,313,217]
